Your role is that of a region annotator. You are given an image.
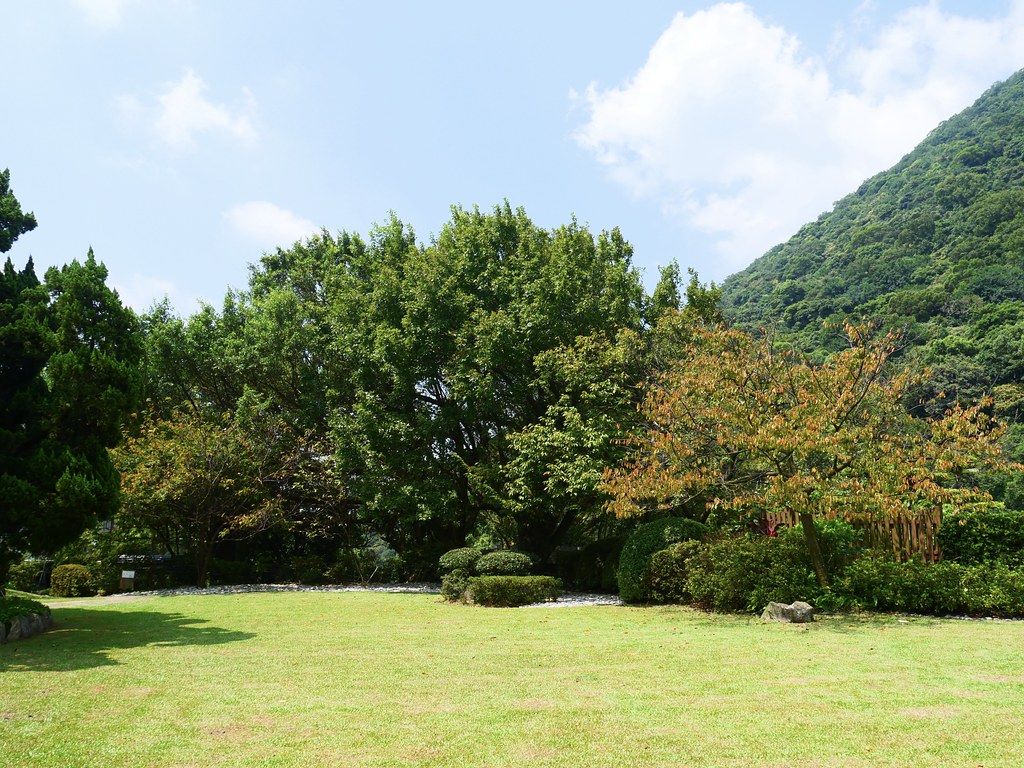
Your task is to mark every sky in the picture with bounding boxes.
[4,1,1024,313]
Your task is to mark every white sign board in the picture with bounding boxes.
[121,570,136,579]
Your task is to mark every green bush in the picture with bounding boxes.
[685,534,819,613]
[938,506,1024,567]
[441,568,472,602]
[836,555,1024,616]
[0,596,49,624]
[438,547,482,575]
[618,518,709,603]
[779,518,864,576]
[467,576,563,607]
[49,564,96,598]
[475,550,533,576]
[647,540,703,603]
[7,561,46,593]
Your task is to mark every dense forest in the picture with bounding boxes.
[5,67,1024,608]
[720,68,1024,477]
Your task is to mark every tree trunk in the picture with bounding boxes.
[799,510,830,588]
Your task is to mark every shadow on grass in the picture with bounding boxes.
[0,607,255,672]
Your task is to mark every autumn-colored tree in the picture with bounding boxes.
[602,324,1012,587]
[115,405,290,587]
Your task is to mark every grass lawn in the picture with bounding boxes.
[2,592,1023,767]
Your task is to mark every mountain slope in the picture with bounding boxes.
[720,68,1024,428]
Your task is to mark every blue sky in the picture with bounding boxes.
[4,1,1023,312]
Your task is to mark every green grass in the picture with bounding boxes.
[3,592,1024,767]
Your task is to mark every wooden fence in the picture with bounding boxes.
[765,508,943,563]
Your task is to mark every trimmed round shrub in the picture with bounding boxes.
[438,547,482,575]
[50,564,95,598]
[467,575,563,607]
[441,568,472,602]
[648,540,703,603]
[475,550,533,576]
[618,518,709,603]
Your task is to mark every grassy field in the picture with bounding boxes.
[2,592,1023,767]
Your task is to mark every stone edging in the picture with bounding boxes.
[1,611,55,644]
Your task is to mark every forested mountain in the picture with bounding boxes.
[720,68,1024,440]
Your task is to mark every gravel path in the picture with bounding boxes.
[48,583,623,609]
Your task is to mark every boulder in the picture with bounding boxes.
[7,616,26,641]
[761,600,815,623]
[28,613,44,635]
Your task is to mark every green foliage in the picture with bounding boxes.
[836,555,1024,616]
[475,550,534,576]
[647,540,703,603]
[438,547,482,575]
[1,241,141,585]
[617,518,708,603]
[7,560,45,592]
[49,563,95,597]
[441,568,472,602]
[0,596,48,624]
[466,575,563,607]
[719,71,1024,517]
[684,535,819,613]
[938,506,1024,567]
[0,169,37,253]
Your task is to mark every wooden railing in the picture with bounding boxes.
[766,508,943,563]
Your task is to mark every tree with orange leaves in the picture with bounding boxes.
[602,323,1013,587]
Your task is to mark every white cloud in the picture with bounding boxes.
[70,0,136,28]
[224,201,319,249]
[154,70,258,150]
[112,273,178,313]
[574,1,1024,274]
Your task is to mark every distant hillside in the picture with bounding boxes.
[720,68,1024,436]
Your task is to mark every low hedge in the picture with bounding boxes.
[467,576,563,607]
[938,506,1024,567]
[50,564,95,598]
[836,555,1024,616]
[7,561,46,593]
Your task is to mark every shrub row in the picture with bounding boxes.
[465,576,563,607]
[937,506,1024,567]
[836,556,1024,616]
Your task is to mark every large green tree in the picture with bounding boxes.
[0,173,141,585]
[140,204,655,572]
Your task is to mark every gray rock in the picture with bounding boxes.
[41,612,55,630]
[7,616,26,641]
[761,600,815,623]
[28,613,44,635]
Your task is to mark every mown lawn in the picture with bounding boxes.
[2,592,1023,767]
